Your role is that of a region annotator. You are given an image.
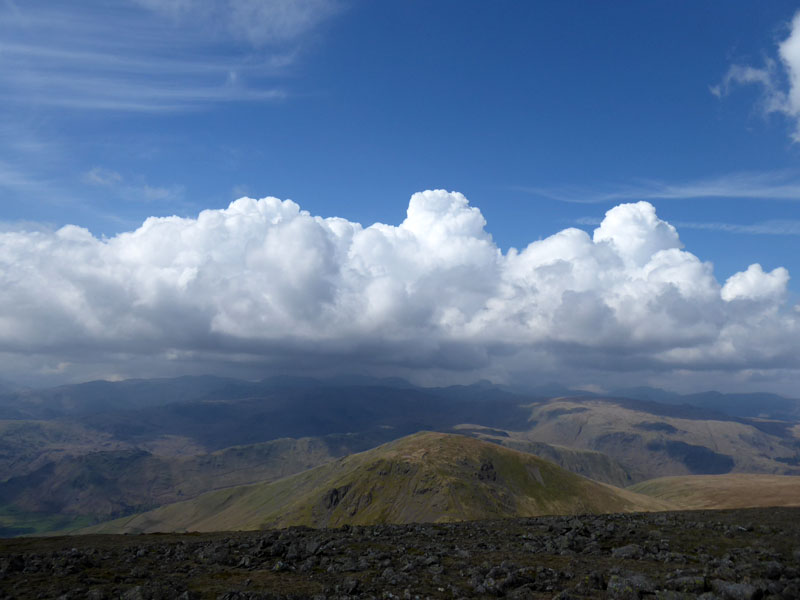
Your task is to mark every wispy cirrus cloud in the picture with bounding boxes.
[672,219,800,236]
[577,215,800,236]
[519,170,800,204]
[0,0,338,112]
[0,159,66,201]
[133,0,339,47]
[85,167,186,207]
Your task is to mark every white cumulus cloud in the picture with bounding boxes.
[714,10,800,141]
[721,263,790,302]
[0,191,798,392]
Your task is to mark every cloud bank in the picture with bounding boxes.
[1,191,798,392]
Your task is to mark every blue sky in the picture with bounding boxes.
[2,1,799,282]
[2,1,800,393]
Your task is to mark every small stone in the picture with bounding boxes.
[654,592,697,600]
[121,587,146,600]
[272,560,288,572]
[607,575,639,600]
[607,573,655,599]
[667,575,707,594]
[762,560,784,579]
[612,544,643,559]
[711,579,759,600]
[343,578,359,594]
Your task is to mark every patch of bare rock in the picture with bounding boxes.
[2,508,800,599]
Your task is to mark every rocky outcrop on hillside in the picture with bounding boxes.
[2,508,800,599]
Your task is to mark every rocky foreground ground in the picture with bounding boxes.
[1,508,799,599]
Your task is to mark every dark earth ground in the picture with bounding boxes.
[2,508,799,599]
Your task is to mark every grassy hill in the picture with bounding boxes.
[81,432,673,534]
[629,474,800,510]
[0,427,645,537]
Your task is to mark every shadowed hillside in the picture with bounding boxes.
[455,424,634,487]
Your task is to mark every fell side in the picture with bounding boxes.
[81,432,673,534]
[629,474,800,509]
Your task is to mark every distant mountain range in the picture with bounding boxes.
[0,375,798,536]
[608,386,800,420]
[3,375,797,421]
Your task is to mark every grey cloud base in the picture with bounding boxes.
[0,191,797,392]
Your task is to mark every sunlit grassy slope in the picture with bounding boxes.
[629,474,800,510]
[82,432,674,534]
